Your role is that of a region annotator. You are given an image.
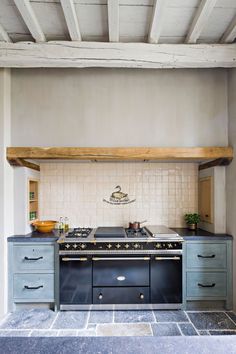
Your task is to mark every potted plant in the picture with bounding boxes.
[184,213,201,230]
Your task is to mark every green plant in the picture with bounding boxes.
[184,213,201,225]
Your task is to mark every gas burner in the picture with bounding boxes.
[67,228,92,238]
[125,227,149,238]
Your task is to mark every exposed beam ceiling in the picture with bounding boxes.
[148,0,166,44]
[60,0,81,41]
[0,23,11,43]
[221,15,236,44]
[107,0,119,42]
[14,0,46,42]
[0,42,235,69]
[185,0,217,44]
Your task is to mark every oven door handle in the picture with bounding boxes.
[61,257,88,262]
[155,256,181,261]
[92,257,150,261]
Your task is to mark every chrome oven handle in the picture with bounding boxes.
[155,257,181,261]
[92,257,150,261]
[61,257,88,261]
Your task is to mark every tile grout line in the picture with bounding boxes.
[28,330,33,337]
[112,309,115,324]
[84,310,90,330]
[224,312,236,327]
[149,323,153,337]
[176,323,184,336]
[49,312,59,330]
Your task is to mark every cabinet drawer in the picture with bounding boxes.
[93,287,150,304]
[186,272,226,297]
[13,245,54,271]
[13,274,54,300]
[186,243,226,269]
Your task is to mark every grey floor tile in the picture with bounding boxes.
[30,330,58,337]
[88,311,113,324]
[77,329,97,336]
[187,312,236,330]
[52,311,88,329]
[0,330,30,337]
[58,330,78,336]
[198,330,210,336]
[153,310,188,323]
[114,310,155,323]
[179,323,198,336]
[209,330,236,336]
[152,323,181,336]
[226,312,236,324]
[97,323,152,336]
[0,309,56,330]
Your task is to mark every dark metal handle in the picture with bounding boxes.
[24,285,43,290]
[98,293,103,300]
[197,254,215,259]
[139,293,144,300]
[198,283,215,288]
[24,256,43,261]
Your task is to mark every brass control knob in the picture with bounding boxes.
[134,243,140,249]
[125,244,130,249]
[107,243,112,249]
[155,243,162,249]
[168,243,173,248]
[81,243,87,249]
[65,244,70,249]
[116,244,121,249]
[73,244,78,249]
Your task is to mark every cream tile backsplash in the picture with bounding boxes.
[39,162,198,228]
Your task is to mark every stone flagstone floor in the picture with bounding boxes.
[0,310,236,337]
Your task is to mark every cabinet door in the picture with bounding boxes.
[199,177,213,223]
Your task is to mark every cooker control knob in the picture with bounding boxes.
[125,244,130,249]
[155,243,162,249]
[65,244,70,249]
[73,244,78,249]
[81,243,87,249]
[116,243,121,249]
[107,243,113,249]
[134,243,140,249]
[168,243,173,248]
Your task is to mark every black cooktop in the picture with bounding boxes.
[125,228,149,238]
[67,228,92,238]
[95,227,126,238]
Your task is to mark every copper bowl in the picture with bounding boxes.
[33,220,57,233]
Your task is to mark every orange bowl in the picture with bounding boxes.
[33,220,57,233]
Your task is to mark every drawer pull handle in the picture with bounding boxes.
[117,276,126,281]
[24,285,43,290]
[98,293,103,300]
[155,257,180,261]
[197,254,215,259]
[139,293,144,300]
[62,257,88,262]
[24,256,43,261]
[198,283,216,288]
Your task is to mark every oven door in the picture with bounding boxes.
[151,254,182,304]
[60,255,92,305]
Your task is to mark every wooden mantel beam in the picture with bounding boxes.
[0,42,235,68]
[7,147,233,165]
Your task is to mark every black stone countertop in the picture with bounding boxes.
[7,230,60,242]
[171,228,233,240]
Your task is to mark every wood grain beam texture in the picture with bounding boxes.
[107,0,119,42]
[60,0,81,41]
[0,23,12,42]
[185,0,217,44]
[14,0,46,42]
[148,0,166,44]
[221,15,236,43]
[0,42,235,68]
[7,147,233,164]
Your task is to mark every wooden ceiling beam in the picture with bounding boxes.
[14,0,46,42]
[7,147,233,164]
[60,0,81,41]
[107,0,119,42]
[221,15,236,43]
[148,0,166,44]
[185,0,217,44]
[0,23,12,43]
[0,42,235,68]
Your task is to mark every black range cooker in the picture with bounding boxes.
[58,225,183,310]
